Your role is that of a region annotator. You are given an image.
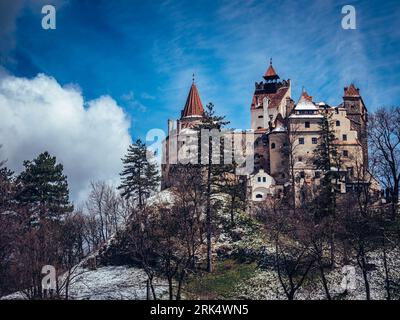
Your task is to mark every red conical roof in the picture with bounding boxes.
[264,65,278,78]
[300,89,313,102]
[344,83,360,97]
[181,83,204,118]
[264,59,280,80]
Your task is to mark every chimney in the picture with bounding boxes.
[263,97,269,128]
[168,119,174,134]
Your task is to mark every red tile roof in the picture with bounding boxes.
[251,86,289,110]
[264,64,278,78]
[300,90,313,102]
[181,83,204,118]
[344,83,360,97]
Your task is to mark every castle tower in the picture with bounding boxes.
[268,114,289,184]
[342,84,368,168]
[180,79,205,129]
[250,60,292,132]
[161,80,205,189]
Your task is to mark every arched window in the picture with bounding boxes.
[256,194,263,199]
[271,143,276,149]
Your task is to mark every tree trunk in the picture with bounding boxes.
[206,145,213,273]
[146,279,151,300]
[168,277,174,300]
[358,245,371,300]
[382,236,391,300]
[319,264,331,300]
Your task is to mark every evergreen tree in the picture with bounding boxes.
[313,110,340,173]
[195,103,230,272]
[0,167,14,210]
[312,109,341,266]
[17,152,73,223]
[118,139,160,208]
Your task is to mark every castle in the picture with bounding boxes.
[162,61,378,203]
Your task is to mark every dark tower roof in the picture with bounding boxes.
[181,82,204,119]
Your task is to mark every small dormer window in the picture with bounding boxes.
[263,177,266,182]
[257,177,261,182]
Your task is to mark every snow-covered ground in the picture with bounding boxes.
[234,249,400,300]
[1,266,168,300]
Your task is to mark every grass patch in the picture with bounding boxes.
[184,259,257,299]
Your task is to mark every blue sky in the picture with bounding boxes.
[2,0,400,139]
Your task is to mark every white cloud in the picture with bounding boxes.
[0,73,131,204]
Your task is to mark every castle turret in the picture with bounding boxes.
[162,79,206,189]
[269,114,289,184]
[180,80,205,128]
[250,60,291,131]
[343,84,368,168]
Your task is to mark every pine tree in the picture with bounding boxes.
[195,103,230,272]
[313,110,340,173]
[312,109,341,266]
[118,139,160,208]
[0,167,14,209]
[16,152,73,223]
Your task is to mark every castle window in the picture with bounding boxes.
[305,121,310,128]
[258,115,264,119]
[347,167,354,176]
[257,126,262,130]
[300,110,314,115]
[256,194,263,199]
[263,177,267,183]
[271,143,276,149]
[298,156,303,162]
[336,120,341,126]
[343,150,349,157]
[312,137,318,144]
[257,177,261,182]
[299,138,305,145]
[343,134,347,141]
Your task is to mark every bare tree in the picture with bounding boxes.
[260,199,315,300]
[369,106,400,213]
[85,181,123,247]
